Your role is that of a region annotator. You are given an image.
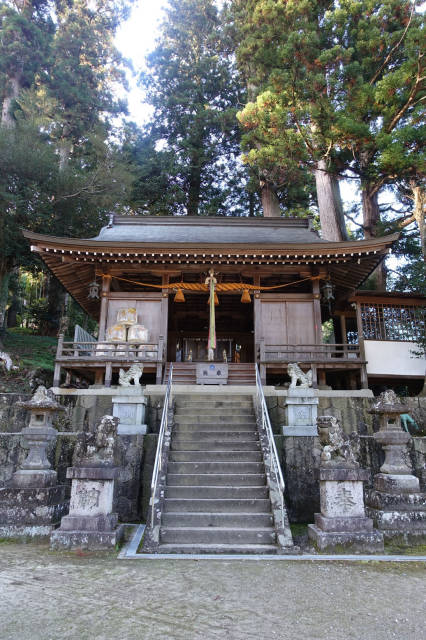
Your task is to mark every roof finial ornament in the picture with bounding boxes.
[107,213,114,228]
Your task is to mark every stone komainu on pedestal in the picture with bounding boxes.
[308,415,384,553]
[51,415,124,550]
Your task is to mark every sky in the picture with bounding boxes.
[115,0,168,127]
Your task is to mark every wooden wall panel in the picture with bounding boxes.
[286,301,316,344]
[255,293,317,346]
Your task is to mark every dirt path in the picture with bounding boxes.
[0,542,424,640]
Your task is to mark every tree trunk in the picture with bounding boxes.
[40,275,66,336]
[314,158,347,241]
[0,269,11,333]
[187,163,202,216]
[361,180,386,289]
[1,72,22,128]
[411,182,426,260]
[260,181,281,217]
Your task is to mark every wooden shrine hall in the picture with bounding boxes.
[23,215,404,389]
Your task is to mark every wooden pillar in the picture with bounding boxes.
[98,273,111,341]
[53,333,64,387]
[104,362,112,387]
[161,274,169,363]
[340,314,348,344]
[312,277,322,345]
[157,335,164,384]
[355,302,369,389]
[318,370,326,387]
[259,336,266,384]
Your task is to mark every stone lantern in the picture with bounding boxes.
[365,390,426,543]
[12,386,65,488]
[0,386,68,538]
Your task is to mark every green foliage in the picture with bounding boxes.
[3,328,57,371]
[230,0,425,235]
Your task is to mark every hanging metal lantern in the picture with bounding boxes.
[321,278,335,313]
[87,278,100,300]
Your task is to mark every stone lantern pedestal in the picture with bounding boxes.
[365,391,426,543]
[51,415,123,550]
[308,416,384,552]
[0,387,68,538]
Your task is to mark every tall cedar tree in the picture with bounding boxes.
[231,0,346,232]
[231,0,424,257]
[0,0,132,334]
[139,0,246,216]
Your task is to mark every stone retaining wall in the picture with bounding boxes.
[1,390,425,525]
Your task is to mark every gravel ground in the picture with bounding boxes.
[0,541,425,640]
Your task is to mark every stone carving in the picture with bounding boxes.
[0,351,12,371]
[287,362,313,389]
[23,385,56,408]
[74,415,118,467]
[76,486,101,510]
[317,415,360,468]
[119,364,143,387]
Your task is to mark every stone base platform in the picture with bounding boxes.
[366,489,426,543]
[0,486,68,538]
[50,525,124,550]
[50,512,124,550]
[308,523,384,553]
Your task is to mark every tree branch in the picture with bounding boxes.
[369,4,415,86]
[387,53,424,132]
[344,210,367,230]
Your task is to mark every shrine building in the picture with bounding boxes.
[23,215,425,392]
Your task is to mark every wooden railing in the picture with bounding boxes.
[258,341,361,363]
[57,339,163,362]
[53,335,165,386]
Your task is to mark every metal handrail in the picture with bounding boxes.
[255,363,286,520]
[150,364,173,524]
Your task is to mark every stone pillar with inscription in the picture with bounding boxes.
[0,387,68,538]
[308,416,384,552]
[365,390,426,544]
[51,415,124,550]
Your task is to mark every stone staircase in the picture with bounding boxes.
[163,363,256,385]
[156,393,290,554]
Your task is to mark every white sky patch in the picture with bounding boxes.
[115,0,168,125]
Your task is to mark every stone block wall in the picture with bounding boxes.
[1,390,425,526]
[268,393,426,522]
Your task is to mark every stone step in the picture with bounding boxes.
[172,431,259,442]
[171,440,261,451]
[175,402,254,411]
[175,395,254,402]
[156,543,279,554]
[169,450,263,462]
[175,409,255,418]
[174,422,257,432]
[160,526,276,545]
[167,473,266,487]
[162,512,274,528]
[164,498,271,512]
[165,485,270,499]
[167,461,264,475]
